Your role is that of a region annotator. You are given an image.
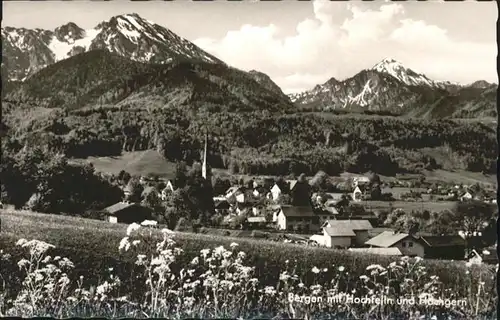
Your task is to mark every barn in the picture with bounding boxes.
[103,201,153,224]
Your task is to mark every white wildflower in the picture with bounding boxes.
[230,242,239,248]
[42,255,51,264]
[323,268,328,272]
[22,240,55,255]
[126,223,141,236]
[17,258,30,269]
[237,251,246,259]
[280,272,291,281]
[214,246,225,256]
[119,237,131,252]
[359,275,369,282]
[200,249,210,258]
[338,266,345,272]
[191,257,199,266]
[311,266,320,274]
[161,228,174,235]
[414,256,423,263]
[141,220,157,227]
[16,238,28,247]
[132,240,141,246]
[264,286,276,295]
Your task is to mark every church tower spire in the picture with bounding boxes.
[202,131,208,179]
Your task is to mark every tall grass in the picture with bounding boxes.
[1,219,497,319]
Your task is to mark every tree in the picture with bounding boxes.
[173,161,188,189]
[370,183,382,200]
[310,171,329,192]
[454,201,496,251]
[125,178,143,203]
[394,216,420,235]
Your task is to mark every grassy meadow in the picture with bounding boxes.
[68,150,178,179]
[1,209,497,318]
[1,210,494,292]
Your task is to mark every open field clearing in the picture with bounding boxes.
[361,201,457,212]
[69,150,178,179]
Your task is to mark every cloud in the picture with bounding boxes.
[193,0,497,93]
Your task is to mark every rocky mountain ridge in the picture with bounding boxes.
[288,58,496,118]
[1,13,223,81]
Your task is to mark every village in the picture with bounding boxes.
[102,167,498,265]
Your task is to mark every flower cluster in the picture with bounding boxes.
[1,223,497,319]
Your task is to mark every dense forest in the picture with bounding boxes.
[2,103,497,177]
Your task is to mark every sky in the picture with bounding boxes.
[3,0,498,93]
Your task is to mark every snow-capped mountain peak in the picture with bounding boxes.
[371,58,436,87]
[2,13,223,81]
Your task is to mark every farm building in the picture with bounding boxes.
[103,201,153,224]
[323,220,373,246]
[321,226,356,248]
[365,231,426,257]
[348,247,403,256]
[276,206,320,231]
[419,235,466,260]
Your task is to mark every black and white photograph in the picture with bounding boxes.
[0,0,498,318]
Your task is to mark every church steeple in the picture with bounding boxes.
[202,131,208,179]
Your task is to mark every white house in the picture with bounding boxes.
[323,220,373,246]
[160,180,176,200]
[352,186,363,202]
[270,184,282,201]
[460,191,473,202]
[322,226,356,248]
[365,231,425,257]
[276,206,320,231]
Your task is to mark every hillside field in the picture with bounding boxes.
[69,150,178,179]
[68,151,496,187]
[1,209,494,299]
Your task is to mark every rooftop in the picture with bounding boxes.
[281,206,315,217]
[365,231,413,248]
[324,226,356,237]
[348,247,403,256]
[324,219,373,231]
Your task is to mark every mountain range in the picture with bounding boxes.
[289,58,496,118]
[1,13,496,119]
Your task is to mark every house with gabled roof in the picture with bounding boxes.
[418,234,466,260]
[276,206,320,231]
[365,231,425,257]
[270,183,282,201]
[323,220,373,246]
[352,185,368,202]
[321,226,356,248]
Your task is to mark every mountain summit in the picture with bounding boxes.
[288,57,495,118]
[370,58,437,87]
[1,13,223,81]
